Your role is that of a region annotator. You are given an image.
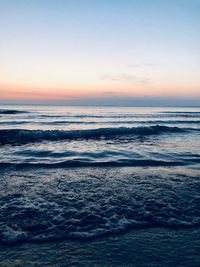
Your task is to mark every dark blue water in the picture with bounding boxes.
[0,105,200,245]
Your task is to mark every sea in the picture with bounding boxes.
[1,105,200,265]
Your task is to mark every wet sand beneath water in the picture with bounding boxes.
[1,227,200,267]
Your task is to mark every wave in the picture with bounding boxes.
[0,109,28,114]
[161,111,200,114]
[1,158,200,169]
[0,120,31,125]
[1,119,200,127]
[0,120,97,125]
[139,120,200,124]
[1,168,200,245]
[40,114,106,118]
[43,115,200,119]
[160,112,200,118]
[0,125,187,145]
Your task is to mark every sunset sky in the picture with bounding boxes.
[0,0,199,106]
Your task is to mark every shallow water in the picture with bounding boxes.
[1,166,200,245]
[0,105,200,248]
[1,228,200,267]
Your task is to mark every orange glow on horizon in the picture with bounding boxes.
[0,82,148,100]
[1,81,200,102]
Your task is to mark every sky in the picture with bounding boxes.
[0,0,199,106]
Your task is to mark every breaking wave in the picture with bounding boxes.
[0,125,187,145]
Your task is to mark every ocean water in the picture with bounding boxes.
[0,105,200,246]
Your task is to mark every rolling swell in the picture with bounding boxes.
[0,159,190,169]
[0,109,28,114]
[0,125,186,145]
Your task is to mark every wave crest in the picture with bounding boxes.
[0,125,186,145]
[0,109,28,114]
